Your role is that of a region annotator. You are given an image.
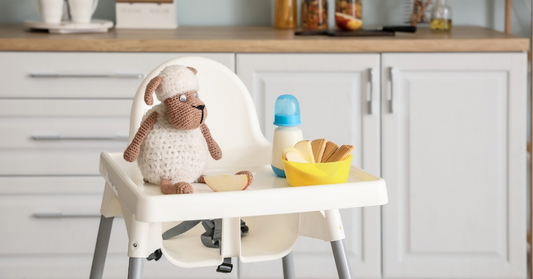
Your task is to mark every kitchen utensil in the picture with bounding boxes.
[32,0,64,24]
[68,0,99,24]
[282,155,353,186]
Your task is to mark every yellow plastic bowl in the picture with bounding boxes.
[281,155,352,187]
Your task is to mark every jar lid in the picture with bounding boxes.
[273,94,301,126]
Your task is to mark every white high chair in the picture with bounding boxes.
[91,56,388,279]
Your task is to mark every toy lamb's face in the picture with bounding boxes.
[164,90,207,130]
[144,65,207,130]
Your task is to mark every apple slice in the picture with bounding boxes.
[283,146,309,163]
[294,140,315,163]
[335,12,363,30]
[204,174,250,192]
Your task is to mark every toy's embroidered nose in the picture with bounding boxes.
[193,105,205,123]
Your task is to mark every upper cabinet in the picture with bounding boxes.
[381,53,527,278]
[237,54,381,279]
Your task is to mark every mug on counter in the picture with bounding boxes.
[33,0,64,24]
[68,0,99,24]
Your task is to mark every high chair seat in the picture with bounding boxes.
[90,56,388,279]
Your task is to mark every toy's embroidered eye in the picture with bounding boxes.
[194,92,198,98]
[179,94,187,102]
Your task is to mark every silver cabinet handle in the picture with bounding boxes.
[29,73,144,79]
[33,212,101,218]
[31,135,129,141]
[367,68,374,114]
[388,67,395,113]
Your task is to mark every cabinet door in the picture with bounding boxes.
[237,54,381,279]
[381,53,526,278]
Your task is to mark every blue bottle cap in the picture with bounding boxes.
[273,95,301,126]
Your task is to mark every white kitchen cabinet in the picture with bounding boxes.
[1,50,528,279]
[381,53,527,278]
[0,52,236,279]
[237,54,382,279]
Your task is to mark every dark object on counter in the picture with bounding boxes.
[379,25,417,33]
[295,25,417,37]
[330,29,395,37]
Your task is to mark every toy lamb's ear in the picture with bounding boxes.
[144,76,163,105]
[187,67,198,75]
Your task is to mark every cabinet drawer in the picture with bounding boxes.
[0,176,105,194]
[0,192,128,255]
[0,177,238,279]
[0,100,131,175]
[0,52,235,98]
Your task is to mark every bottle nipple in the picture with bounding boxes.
[274,94,301,126]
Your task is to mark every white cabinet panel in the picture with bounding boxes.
[381,53,526,278]
[237,53,381,279]
[0,99,131,175]
[0,52,234,98]
[0,179,237,279]
[0,194,128,255]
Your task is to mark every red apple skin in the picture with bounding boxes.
[335,14,349,30]
[335,12,362,31]
[242,176,250,190]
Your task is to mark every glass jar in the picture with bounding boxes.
[301,0,328,30]
[273,0,298,29]
[335,0,362,30]
[430,0,452,31]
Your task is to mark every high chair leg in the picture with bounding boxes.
[128,257,144,279]
[89,215,114,279]
[331,240,352,279]
[282,251,295,279]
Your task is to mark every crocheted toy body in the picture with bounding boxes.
[137,104,209,185]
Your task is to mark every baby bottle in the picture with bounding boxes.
[271,95,303,177]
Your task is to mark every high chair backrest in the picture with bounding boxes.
[129,56,271,168]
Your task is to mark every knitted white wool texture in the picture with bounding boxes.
[155,65,199,102]
[137,104,209,185]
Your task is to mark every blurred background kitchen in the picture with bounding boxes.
[0,0,530,38]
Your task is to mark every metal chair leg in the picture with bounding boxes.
[282,251,295,279]
[331,240,352,279]
[89,215,114,279]
[128,257,144,279]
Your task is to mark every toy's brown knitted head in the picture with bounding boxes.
[144,65,207,130]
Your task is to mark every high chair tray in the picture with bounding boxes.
[100,152,388,223]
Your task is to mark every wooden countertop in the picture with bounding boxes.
[0,25,528,53]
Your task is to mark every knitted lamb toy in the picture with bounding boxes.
[123,65,252,194]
